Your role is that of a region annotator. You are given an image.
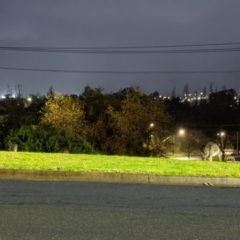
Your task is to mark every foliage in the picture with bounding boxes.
[78,86,173,156]
[110,89,173,156]
[40,92,84,134]
[5,125,96,154]
[0,95,44,149]
[79,86,121,153]
[1,85,240,156]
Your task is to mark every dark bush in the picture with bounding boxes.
[5,125,97,154]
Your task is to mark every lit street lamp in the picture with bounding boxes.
[217,131,225,146]
[217,131,226,160]
[179,129,185,136]
[172,128,185,155]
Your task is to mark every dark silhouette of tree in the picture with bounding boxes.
[79,86,121,152]
[47,85,55,96]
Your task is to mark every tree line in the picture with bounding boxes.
[0,86,239,157]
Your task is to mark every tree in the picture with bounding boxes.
[86,106,119,154]
[40,92,84,135]
[0,94,44,150]
[180,130,199,159]
[79,86,121,153]
[208,89,237,126]
[80,86,107,124]
[80,86,117,154]
[47,85,55,96]
[110,89,173,156]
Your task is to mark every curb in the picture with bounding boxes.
[0,169,149,184]
[148,175,240,187]
[0,169,240,187]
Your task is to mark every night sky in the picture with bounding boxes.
[1,0,240,97]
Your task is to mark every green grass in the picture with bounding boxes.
[0,151,240,177]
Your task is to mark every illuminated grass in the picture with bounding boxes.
[0,151,240,177]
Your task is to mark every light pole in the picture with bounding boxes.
[172,128,185,155]
[217,131,226,160]
[146,123,155,156]
[217,132,225,146]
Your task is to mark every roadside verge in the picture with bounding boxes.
[0,169,240,187]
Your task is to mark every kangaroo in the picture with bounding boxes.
[201,142,222,161]
[8,143,18,152]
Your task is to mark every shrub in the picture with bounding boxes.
[5,125,96,154]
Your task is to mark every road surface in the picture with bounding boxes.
[0,180,240,239]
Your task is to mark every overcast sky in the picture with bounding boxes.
[1,0,240,97]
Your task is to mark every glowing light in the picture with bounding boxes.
[179,129,185,135]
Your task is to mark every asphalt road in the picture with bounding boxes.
[0,180,240,240]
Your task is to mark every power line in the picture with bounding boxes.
[1,41,240,50]
[1,66,240,74]
[1,41,240,54]
[1,46,240,54]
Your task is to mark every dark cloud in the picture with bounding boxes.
[0,0,240,97]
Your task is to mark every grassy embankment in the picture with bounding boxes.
[0,151,240,177]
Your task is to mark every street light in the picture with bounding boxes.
[172,128,185,155]
[217,132,225,142]
[217,131,226,158]
[179,129,185,136]
[149,123,154,128]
